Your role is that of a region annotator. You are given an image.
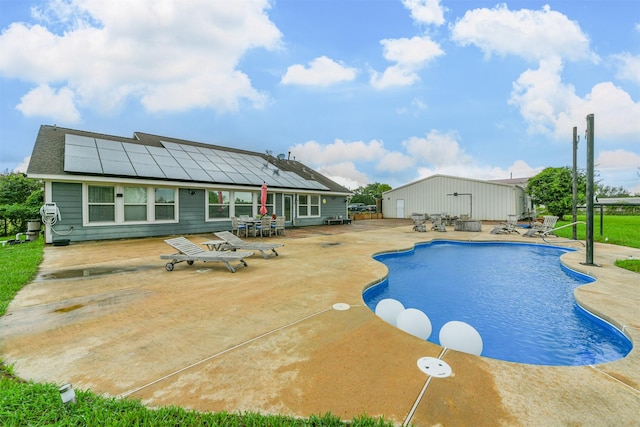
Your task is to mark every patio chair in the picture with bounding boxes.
[271,216,286,236]
[231,217,248,237]
[214,230,283,259]
[524,215,559,237]
[160,237,254,273]
[490,214,520,234]
[253,216,273,238]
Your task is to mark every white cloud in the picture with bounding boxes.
[414,159,540,182]
[289,138,388,165]
[370,36,444,89]
[451,4,597,63]
[289,131,544,189]
[13,156,31,173]
[402,0,446,26]
[402,130,472,166]
[314,162,369,190]
[597,149,640,170]
[0,0,281,118]
[509,58,640,141]
[281,56,357,86]
[611,53,640,85]
[596,150,640,194]
[16,84,80,123]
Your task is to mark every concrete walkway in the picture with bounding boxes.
[1,220,639,426]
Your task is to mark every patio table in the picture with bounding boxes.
[200,240,226,251]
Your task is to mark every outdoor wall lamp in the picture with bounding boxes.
[59,383,76,404]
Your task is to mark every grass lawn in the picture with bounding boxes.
[553,215,640,272]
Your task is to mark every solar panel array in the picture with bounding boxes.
[63,134,328,190]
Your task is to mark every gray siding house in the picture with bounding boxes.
[381,174,532,221]
[27,125,352,243]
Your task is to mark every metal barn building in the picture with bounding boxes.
[381,174,531,221]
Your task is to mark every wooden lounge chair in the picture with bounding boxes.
[524,216,559,237]
[214,231,283,259]
[160,237,254,273]
[490,214,520,234]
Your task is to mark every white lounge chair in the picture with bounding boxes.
[214,231,283,259]
[411,213,427,232]
[491,214,520,234]
[160,237,254,273]
[524,216,559,237]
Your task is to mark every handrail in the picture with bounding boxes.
[542,221,586,246]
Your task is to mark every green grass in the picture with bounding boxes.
[0,238,43,316]
[553,215,640,249]
[0,239,393,426]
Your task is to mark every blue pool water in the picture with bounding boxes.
[363,241,632,366]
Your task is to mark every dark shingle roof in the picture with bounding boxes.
[27,125,351,193]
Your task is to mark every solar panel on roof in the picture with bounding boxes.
[62,134,332,190]
[102,160,137,176]
[64,156,102,174]
[131,162,166,178]
[65,134,96,147]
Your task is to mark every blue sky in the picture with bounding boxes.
[1,0,639,193]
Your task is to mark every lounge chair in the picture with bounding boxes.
[160,237,254,273]
[214,230,283,259]
[431,214,446,232]
[411,213,427,232]
[491,214,520,234]
[524,216,559,237]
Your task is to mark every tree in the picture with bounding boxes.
[0,172,43,236]
[350,182,392,205]
[526,167,586,220]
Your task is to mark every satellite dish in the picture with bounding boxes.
[277,153,286,160]
[265,149,273,156]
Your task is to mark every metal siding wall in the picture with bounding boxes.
[381,176,520,220]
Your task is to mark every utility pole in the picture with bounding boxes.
[572,127,578,240]
[584,114,596,266]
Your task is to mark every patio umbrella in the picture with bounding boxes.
[260,182,268,216]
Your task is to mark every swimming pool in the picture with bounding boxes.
[363,240,632,366]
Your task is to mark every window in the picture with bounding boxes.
[297,194,320,217]
[208,190,230,219]
[85,184,177,225]
[88,185,115,222]
[124,186,147,222]
[234,191,253,217]
[155,188,175,220]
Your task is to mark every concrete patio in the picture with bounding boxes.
[1,219,638,426]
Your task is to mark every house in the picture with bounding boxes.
[381,174,533,221]
[27,125,352,243]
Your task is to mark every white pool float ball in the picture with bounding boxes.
[439,320,483,355]
[375,298,405,326]
[397,308,432,340]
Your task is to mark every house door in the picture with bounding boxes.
[284,194,294,225]
[396,199,405,218]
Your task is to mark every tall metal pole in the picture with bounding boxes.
[572,127,578,240]
[585,114,595,265]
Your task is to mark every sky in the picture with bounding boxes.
[0,0,639,193]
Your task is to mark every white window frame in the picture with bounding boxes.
[83,184,178,226]
[297,193,321,218]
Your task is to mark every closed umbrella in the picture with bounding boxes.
[260,182,268,216]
